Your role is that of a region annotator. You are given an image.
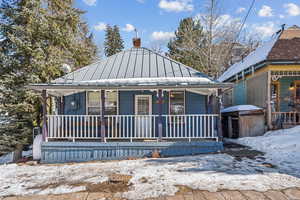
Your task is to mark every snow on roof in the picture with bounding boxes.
[80,77,213,86]
[218,35,279,82]
[221,105,263,113]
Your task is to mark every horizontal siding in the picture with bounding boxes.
[63,92,86,115]
[185,91,206,114]
[61,90,207,115]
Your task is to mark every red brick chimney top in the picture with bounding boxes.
[133,38,141,48]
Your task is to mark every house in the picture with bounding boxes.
[219,25,300,130]
[29,38,231,163]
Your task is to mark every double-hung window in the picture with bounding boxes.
[105,91,118,115]
[87,91,101,115]
[169,91,185,115]
[87,90,118,115]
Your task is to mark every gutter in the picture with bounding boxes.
[27,82,233,91]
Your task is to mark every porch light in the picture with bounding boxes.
[70,100,76,107]
[289,83,295,90]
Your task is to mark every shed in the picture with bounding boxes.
[221,105,265,138]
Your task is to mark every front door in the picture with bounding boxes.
[135,95,152,138]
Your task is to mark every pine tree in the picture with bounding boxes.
[104,25,124,57]
[0,0,97,155]
[167,18,207,73]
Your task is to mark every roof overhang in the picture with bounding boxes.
[27,77,233,96]
[222,60,300,82]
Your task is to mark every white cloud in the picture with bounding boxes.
[253,22,277,38]
[258,5,273,17]
[284,3,300,16]
[94,22,107,31]
[158,0,194,13]
[216,14,240,26]
[122,24,135,32]
[236,7,246,14]
[279,14,285,19]
[151,31,175,42]
[83,0,96,6]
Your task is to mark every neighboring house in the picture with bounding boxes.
[219,25,300,130]
[29,38,231,163]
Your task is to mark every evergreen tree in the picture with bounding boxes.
[167,18,207,72]
[104,25,124,57]
[0,0,97,155]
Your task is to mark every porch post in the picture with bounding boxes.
[158,89,163,141]
[60,96,64,115]
[267,71,272,129]
[42,89,48,141]
[101,90,106,142]
[217,89,223,141]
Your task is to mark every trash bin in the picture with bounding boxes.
[221,105,265,138]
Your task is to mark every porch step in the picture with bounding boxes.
[41,141,223,163]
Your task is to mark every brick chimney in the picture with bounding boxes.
[133,38,141,48]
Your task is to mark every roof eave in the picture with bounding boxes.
[27,82,233,91]
[221,60,300,82]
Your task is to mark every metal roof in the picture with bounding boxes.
[218,36,278,82]
[53,47,213,83]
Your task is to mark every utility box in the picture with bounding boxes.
[221,105,265,138]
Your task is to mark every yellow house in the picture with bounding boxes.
[219,25,300,129]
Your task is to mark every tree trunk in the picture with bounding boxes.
[12,144,23,162]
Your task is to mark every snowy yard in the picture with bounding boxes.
[1,126,300,199]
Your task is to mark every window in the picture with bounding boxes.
[291,81,300,107]
[87,91,101,115]
[105,91,118,115]
[87,90,118,115]
[169,91,185,115]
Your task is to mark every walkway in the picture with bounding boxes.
[2,188,300,200]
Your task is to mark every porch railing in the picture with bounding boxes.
[47,114,219,141]
[272,112,300,127]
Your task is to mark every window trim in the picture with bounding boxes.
[293,80,300,105]
[105,90,119,115]
[85,90,119,115]
[134,95,152,115]
[271,81,280,112]
[168,90,185,115]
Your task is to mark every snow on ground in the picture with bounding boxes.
[1,126,300,199]
[1,152,300,199]
[233,125,300,177]
[0,152,13,164]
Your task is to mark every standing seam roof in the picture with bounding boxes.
[53,47,213,83]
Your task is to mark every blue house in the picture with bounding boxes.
[29,38,231,163]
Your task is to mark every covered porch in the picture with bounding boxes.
[31,83,229,163]
[34,80,229,143]
[269,70,300,128]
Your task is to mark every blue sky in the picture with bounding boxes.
[74,0,300,50]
